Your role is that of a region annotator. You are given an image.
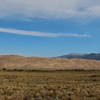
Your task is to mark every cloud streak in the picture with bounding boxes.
[0,27,90,38]
[0,0,100,20]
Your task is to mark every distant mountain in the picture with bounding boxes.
[58,53,100,60]
[0,55,100,70]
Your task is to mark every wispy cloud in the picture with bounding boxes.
[0,27,90,38]
[0,0,100,20]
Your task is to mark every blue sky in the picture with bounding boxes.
[0,0,100,57]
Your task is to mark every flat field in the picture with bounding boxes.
[0,70,100,100]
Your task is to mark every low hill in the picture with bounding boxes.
[0,55,100,70]
[58,53,100,60]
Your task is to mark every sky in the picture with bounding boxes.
[0,0,100,57]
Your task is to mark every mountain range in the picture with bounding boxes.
[58,53,100,60]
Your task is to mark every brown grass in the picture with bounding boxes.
[0,71,99,100]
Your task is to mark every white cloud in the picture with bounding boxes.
[0,27,90,37]
[0,0,100,20]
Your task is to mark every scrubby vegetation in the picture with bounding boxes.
[0,70,100,100]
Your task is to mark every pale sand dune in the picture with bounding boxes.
[0,55,100,70]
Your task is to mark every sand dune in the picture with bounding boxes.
[0,55,100,70]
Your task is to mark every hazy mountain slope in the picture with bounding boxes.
[58,53,100,60]
[0,55,100,70]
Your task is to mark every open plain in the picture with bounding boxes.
[0,70,100,100]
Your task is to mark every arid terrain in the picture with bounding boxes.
[0,55,100,70]
[0,55,100,100]
[0,71,100,100]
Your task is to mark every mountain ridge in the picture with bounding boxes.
[58,53,100,60]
